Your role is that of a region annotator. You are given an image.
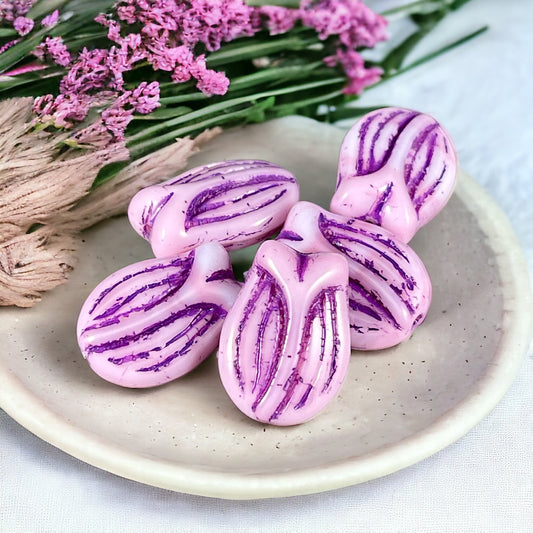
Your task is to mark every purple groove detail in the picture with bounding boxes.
[233,269,277,390]
[413,164,447,213]
[367,181,393,225]
[356,114,375,175]
[390,283,415,314]
[404,123,439,193]
[141,192,174,239]
[277,230,303,241]
[407,129,438,196]
[103,303,225,370]
[367,109,418,174]
[356,109,419,176]
[249,267,289,412]
[167,160,279,186]
[348,278,400,329]
[139,304,226,372]
[184,174,294,230]
[294,383,313,410]
[84,278,184,332]
[318,214,415,288]
[205,268,235,282]
[296,253,310,282]
[92,270,189,323]
[107,351,151,365]
[85,301,209,355]
[269,286,342,421]
[197,182,281,214]
[87,253,194,316]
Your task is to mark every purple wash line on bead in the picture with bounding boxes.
[141,191,174,239]
[364,108,418,175]
[404,123,439,194]
[248,268,289,410]
[269,287,342,421]
[366,181,393,225]
[89,303,225,370]
[84,272,188,331]
[356,109,419,176]
[106,305,225,370]
[137,304,226,372]
[167,160,280,185]
[318,214,415,287]
[250,286,286,401]
[205,268,236,282]
[87,252,194,316]
[348,278,401,329]
[192,182,283,217]
[277,230,303,241]
[295,253,310,282]
[184,176,293,229]
[413,164,447,213]
[232,268,276,390]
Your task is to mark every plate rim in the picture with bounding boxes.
[1,169,531,500]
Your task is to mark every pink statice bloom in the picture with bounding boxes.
[255,6,298,36]
[0,0,34,22]
[33,92,92,128]
[0,38,19,54]
[325,48,382,95]
[13,15,33,35]
[41,9,59,27]
[101,104,134,141]
[34,36,72,67]
[3,62,46,76]
[129,80,160,114]
[184,0,255,51]
[300,0,387,49]
[191,56,230,96]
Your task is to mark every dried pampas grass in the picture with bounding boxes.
[0,97,219,307]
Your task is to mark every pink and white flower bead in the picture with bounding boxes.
[331,107,458,243]
[277,201,432,351]
[217,240,351,426]
[77,241,241,388]
[128,159,299,257]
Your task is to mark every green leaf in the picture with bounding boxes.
[131,106,192,121]
[0,28,18,37]
[395,25,488,75]
[91,159,130,190]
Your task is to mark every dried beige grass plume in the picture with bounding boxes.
[0,97,219,307]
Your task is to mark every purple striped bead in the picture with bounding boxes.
[277,202,432,351]
[332,107,457,243]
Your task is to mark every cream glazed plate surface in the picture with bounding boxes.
[1,117,531,499]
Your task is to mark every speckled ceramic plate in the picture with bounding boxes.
[1,117,531,499]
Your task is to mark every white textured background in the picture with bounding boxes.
[1,1,532,531]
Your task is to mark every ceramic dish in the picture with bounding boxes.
[1,117,531,499]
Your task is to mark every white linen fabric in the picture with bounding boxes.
[1,0,532,531]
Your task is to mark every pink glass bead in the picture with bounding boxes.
[277,201,432,351]
[217,240,351,426]
[331,107,458,243]
[128,159,299,257]
[77,242,241,388]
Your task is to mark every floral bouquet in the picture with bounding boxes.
[0,0,485,307]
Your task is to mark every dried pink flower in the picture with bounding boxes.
[190,55,230,96]
[34,36,72,67]
[0,38,19,54]
[300,0,387,49]
[255,6,299,35]
[325,48,382,94]
[13,15,33,35]
[41,9,59,27]
[0,0,34,22]
[128,80,160,114]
